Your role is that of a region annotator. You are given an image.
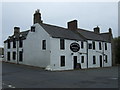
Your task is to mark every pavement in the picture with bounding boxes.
[2,62,119,88]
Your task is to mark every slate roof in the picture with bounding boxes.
[40,23,112,42]
[4,30,30,43]
[4,23,112,43]
[40,23,86,41]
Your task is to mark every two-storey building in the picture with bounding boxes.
[4,9,113,71]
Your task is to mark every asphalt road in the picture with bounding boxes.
[2,62,119,88]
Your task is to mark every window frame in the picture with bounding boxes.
[7,52,10,61]
[42,40,46,50]
[60,56,65,67]
[81,41,84,49]
[81,56,84,63]
[19,39,23,48]
[105,43,107,50]
[93,56,96,64]
[13,52,16,60]
[7,40,10,49]
[19,51,23,62]
[13,39,16,48]
[60,39,65,50]
[88,43,92,49]
[92,41,95,50]
[105,55,107,63]
[99,42,102,50]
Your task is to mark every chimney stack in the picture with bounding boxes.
[94,26,100,34]
[14,27,20,35]
[67,20,78,30]
[33,9,43,24]
[109,28,112,34]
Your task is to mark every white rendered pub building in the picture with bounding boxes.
[4,9,113,71]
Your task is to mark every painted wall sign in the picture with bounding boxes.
[70,42,80,52]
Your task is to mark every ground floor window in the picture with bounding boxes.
[105,55,107,63]
[19,51,23,62]
[93,56,96,64]
[60,56,65,67]
[13,52,16,60]
[81,56,84,63]
[7,52,10,61]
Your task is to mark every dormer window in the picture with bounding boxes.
[31,26,35,32]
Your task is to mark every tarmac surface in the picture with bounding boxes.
[2,62,119,88]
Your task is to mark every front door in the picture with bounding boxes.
[73,56,77,69]
[100,55,102,67]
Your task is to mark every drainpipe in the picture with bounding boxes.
[86,41,88,68]
[16,40,19,64]
[102,42,104,67]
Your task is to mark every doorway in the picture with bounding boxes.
[100,55,102,67]
[73,56,77,69]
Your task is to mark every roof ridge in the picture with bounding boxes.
[42,23,67,30]
[77,28,101,35]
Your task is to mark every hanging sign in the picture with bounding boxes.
[70,42,80,52]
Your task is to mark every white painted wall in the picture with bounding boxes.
[49,38,87,71]
[87,40,112,68]
[23,23,51,68]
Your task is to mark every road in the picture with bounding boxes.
[2,62,119,88]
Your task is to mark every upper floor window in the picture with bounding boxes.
[13,39,16,48]
[60,56,65,67]
[105,43,107,50]
[42,40,46,50]
[60,39,65,50]
[88,43,92,49]
[93,56,96,64]
[7,40,10,49]
[81,41,84,49]
[81,56,84,63]
[92,41,95,50]
[19,39,23,48]
[31,26,35,32]
[99,42,102,50]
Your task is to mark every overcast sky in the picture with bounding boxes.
[0,2,118,47]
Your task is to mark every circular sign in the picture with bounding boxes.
[70,42,80,52]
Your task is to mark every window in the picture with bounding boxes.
[93,41,95,50]
[60,56,65,67]
[105,43,107,50]
[31,26,35,32]
[99,42,102,50]
[13,52,16,60]
[19,51,23,62]
[7,40,10,49]
[42,40,46,50]
[105,55,107,63]
[7,52,10,61]
[81,56,84,63]
[93,56,96,64]
[60,39,65,50]
[88,43,92,49]
[81,41,84,49]
[13,40,16,48]
[19,39,23,48]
